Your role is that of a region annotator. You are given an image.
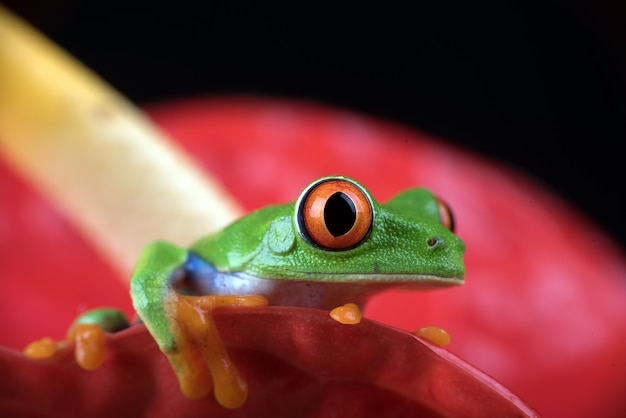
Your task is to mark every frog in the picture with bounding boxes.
[24,175,465,409]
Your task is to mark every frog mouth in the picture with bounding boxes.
[278,271,465,287]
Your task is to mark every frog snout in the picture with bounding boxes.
[426,234,466,254]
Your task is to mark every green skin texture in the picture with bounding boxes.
[128,176,466,354]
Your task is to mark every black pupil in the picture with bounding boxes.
[324,192,356,237]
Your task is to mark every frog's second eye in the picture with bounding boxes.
[297,178,373,250]
[436,197,455,232]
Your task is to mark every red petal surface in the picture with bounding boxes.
[1,97,625,417]
[0,308,537,418]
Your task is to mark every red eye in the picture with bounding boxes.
[436,198,455,232]
[297,178,373,250]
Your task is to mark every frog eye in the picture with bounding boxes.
[436,197,455,232]
[297,178,373,250]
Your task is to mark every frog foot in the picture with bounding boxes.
[414,325,452,346]
[328,305,452,346]
[329,302,363,325]
[23,337,62,361]
[163,291,268,409]
[23,308,129,370]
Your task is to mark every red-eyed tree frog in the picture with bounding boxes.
[25,176,465,409]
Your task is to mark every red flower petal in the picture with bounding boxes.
[0,308,538,418]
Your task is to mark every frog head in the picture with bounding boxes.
[196,176,465,289]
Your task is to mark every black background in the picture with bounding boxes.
[6,0,626,248]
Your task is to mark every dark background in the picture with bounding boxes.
[5,0,626,248]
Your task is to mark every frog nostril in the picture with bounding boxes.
[427,237,442,248]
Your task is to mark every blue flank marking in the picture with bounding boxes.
[176,252,220,294]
